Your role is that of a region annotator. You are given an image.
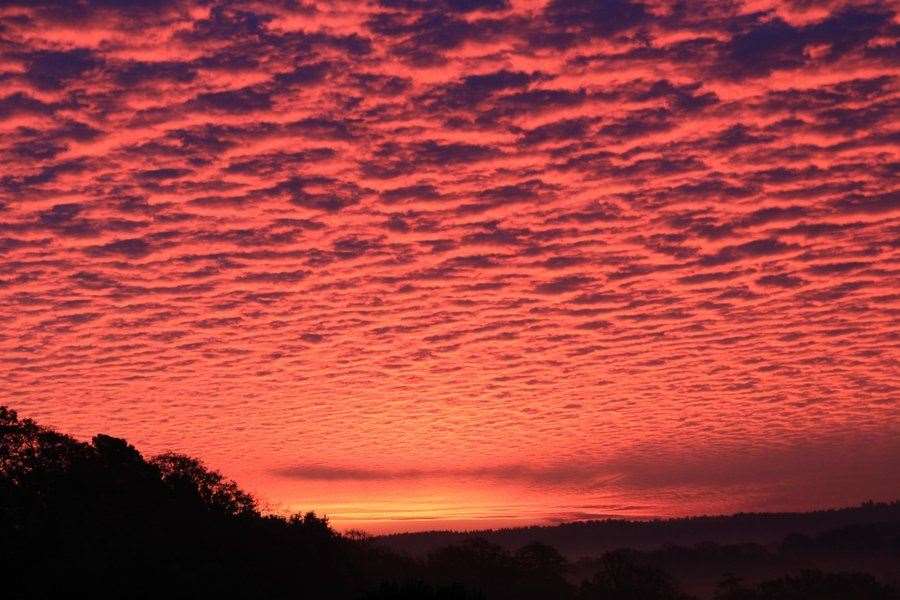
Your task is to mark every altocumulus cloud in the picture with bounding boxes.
[0,0,897,520]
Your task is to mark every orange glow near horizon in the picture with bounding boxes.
[1,0,898,532]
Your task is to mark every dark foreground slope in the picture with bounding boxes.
[0,406,410,599]
[2,406,898,600]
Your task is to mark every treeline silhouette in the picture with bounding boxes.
[377,502,900,557]
[2,406,897,600]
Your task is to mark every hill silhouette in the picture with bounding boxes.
[2,405,898,600]
[374,502,900,557]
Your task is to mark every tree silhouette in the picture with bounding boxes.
[151,451,257,518]
[714,569,900,600]
[578,551,693,600]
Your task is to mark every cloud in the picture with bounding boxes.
[22,48,100,91]
[272,462,614,486]
[273,431,900,507]
[534,275,594,295]
[192,87,274,113]
[423,69,538,112]
[699,238,797,266]
[0,0,897,528]
[86,238,154,258]
[756,273,807,288]
[542,0,651,44]
[607,433,900,500]
[712,6,893,80]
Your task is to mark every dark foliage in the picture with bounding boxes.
[578,550,693,600]
[714,570,899,600]
[1,406,898,600]
[362,581,486,599]
[0,406,390,599]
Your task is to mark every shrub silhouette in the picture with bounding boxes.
[714,570,900,600]
[362,581,486,599]
[578,550,692,600]
[425,538,574,599]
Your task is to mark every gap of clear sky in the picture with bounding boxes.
[1,0,897,533]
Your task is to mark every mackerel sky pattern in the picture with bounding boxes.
[1,0,898,531]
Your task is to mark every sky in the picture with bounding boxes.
[0,0,898,533]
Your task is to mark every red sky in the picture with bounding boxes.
[1,0,898,533]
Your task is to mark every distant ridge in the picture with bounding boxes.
[373,501,900,557]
